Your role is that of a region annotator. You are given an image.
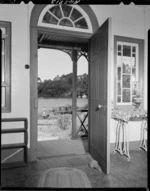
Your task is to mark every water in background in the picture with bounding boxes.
[38,97,88,115]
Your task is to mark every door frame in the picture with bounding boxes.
[29,26,92,161]
[29,5,112,166]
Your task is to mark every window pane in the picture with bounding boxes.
[62,5,72,17]
[117,67,121,80]
[117,82,121,95]
[59,19,73,27]
[117,96,121,103]
[118,44,121,51]
[117,55,121,66]
[50,6,62,19]
[132,96,136,102]
[123,75,130,88]
[75,18,88,29]
[2,87,6,108]
[122,89,130,102]
[132,68,136,82]
[123,62,131,74]
[43,12,50,23]
[0,27,6,35]
[123,45,131,56]
[132,53,136,67]
[70,8,82,21]
[132,83,137,95]
[132,46,136,53]
[43,12,58,24]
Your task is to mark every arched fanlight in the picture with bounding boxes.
[38,4,92,33]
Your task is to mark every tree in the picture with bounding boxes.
[37,73,88,98]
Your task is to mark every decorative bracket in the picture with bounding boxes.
[62,49,88,62]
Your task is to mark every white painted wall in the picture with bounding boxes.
[1,4,148,149]
[0,4,30,146]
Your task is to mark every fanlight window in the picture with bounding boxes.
[38,5,92,32]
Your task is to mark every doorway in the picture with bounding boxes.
[30,4,111,174]
[37,46,89,158]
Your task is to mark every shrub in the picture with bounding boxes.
[57,114,71,130]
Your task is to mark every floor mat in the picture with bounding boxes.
[38,167,92,188]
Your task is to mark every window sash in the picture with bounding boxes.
[1,21,11,112]
[116,41,139,105]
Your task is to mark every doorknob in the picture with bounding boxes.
[98,104,103,109]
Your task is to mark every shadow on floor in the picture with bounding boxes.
[38,138,88,158]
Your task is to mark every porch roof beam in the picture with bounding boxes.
[38,42,88,52]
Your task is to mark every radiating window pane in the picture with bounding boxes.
[117,96,121,103]
[117,82,121,95]
[75,18,88,29]
[123,75,130,88]
[43,12,51,23]
[123,45,131,56]
[123,62,131,74]
[62,5,72,17]
[50,6,62,19]
[43,12,58,24]
[122,89,130,102]
[118,52,121,56]
[70,8,82,21]
[59,19,73,27]
[117,67,121,80]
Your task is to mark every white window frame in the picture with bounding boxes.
[1,21,11,113]
[116,41,139,106]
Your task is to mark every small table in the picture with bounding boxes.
[112,109,147,161]
[76,109,88,137]
[113,119,130,160]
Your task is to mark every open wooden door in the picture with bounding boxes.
[88,19,112,174]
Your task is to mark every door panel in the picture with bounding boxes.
[89,19,111,174]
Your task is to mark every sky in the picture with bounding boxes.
[38,48,88,81]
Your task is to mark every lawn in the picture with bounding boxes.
[38,111,88,141]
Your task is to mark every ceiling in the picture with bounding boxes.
[38,31,90,52]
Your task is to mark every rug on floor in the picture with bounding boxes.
[38,167,92,188]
